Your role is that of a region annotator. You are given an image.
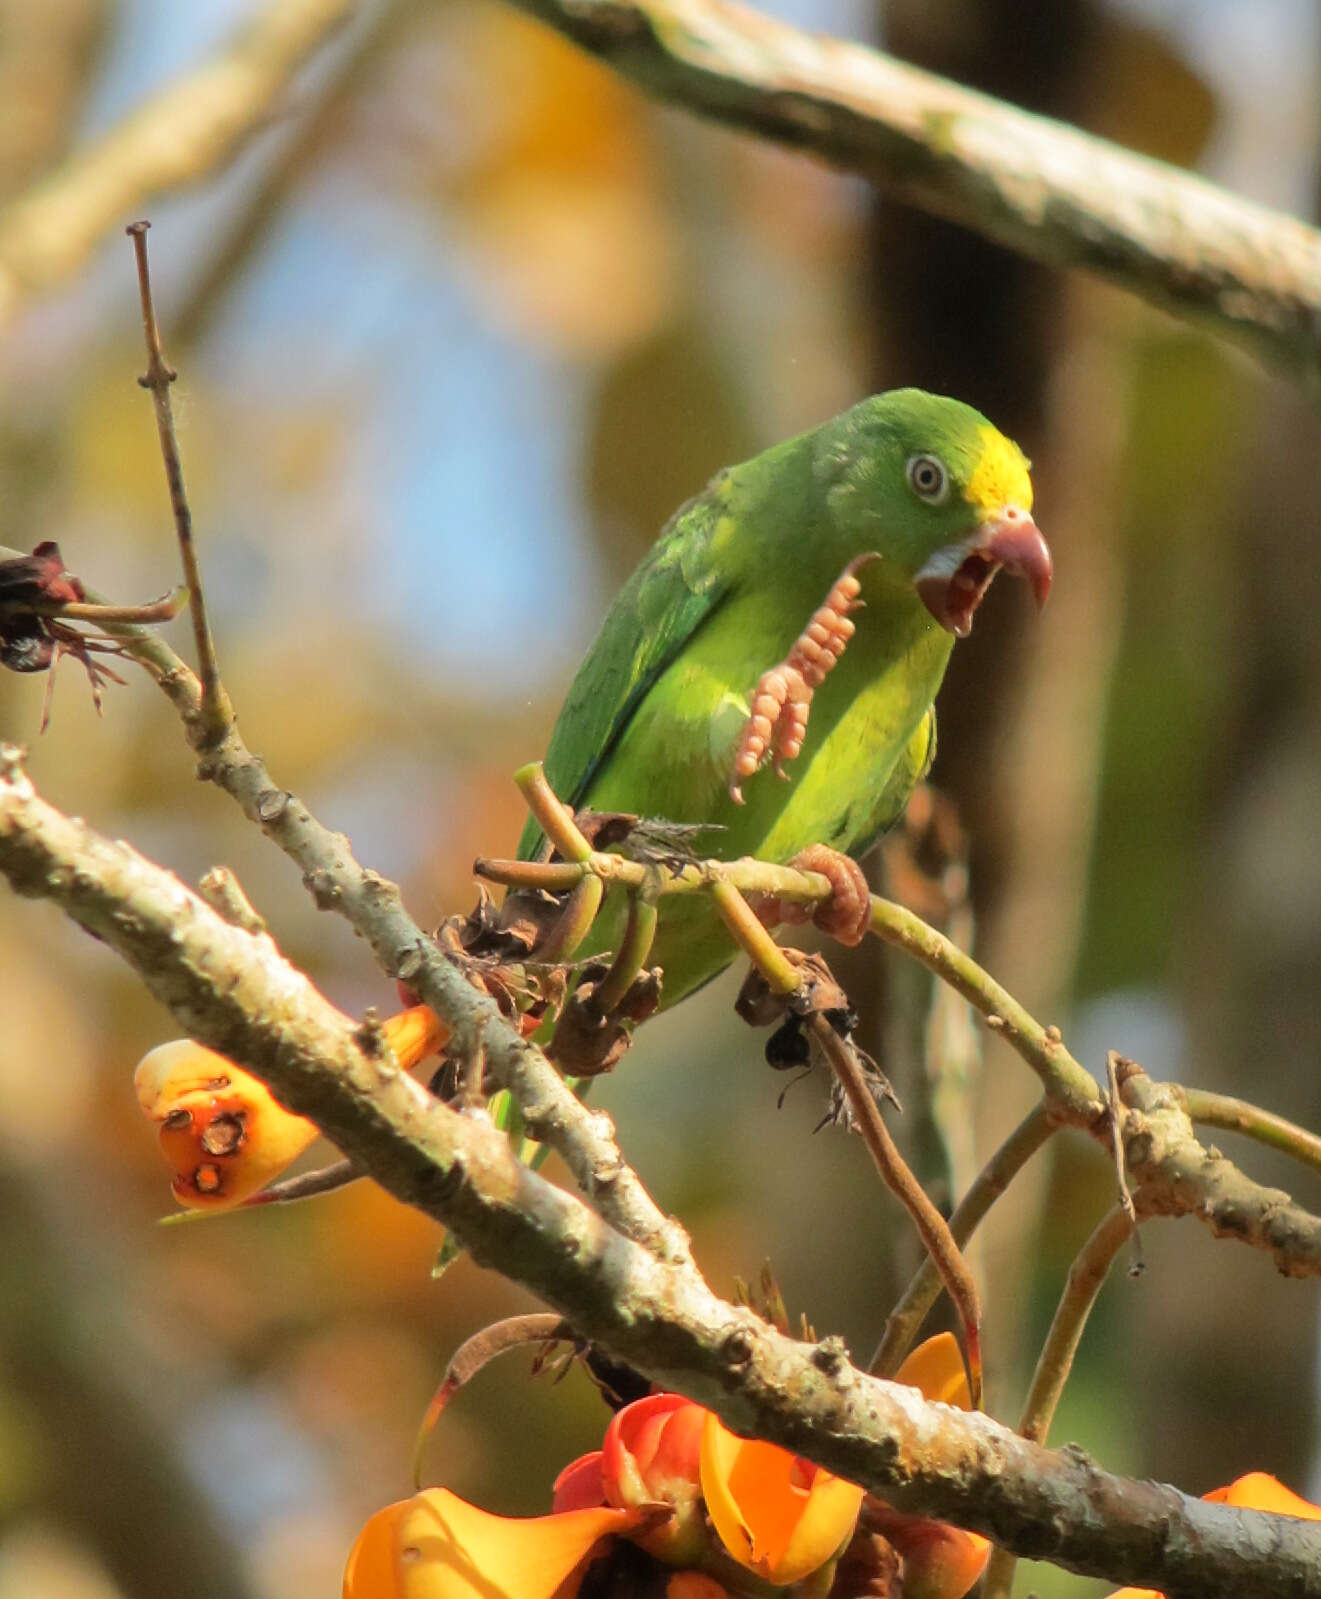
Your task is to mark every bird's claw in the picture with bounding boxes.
[755,844,871,947]
[727,552,879,801]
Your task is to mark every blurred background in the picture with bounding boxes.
[0,0,1318,1593]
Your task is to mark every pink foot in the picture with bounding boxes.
[729,553,878,803]
[757,845,871,947]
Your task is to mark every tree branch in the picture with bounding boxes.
[3,749,1321,1597]
[0,533,695,1271]
[1119,1064,1321,1279]
[499,0,1321,388]
[0,0,355,327]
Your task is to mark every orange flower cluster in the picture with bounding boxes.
[344,1334,988,1599]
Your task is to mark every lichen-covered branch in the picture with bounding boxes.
[3,750,1321,1597]
[0,0,355,327]
[0,533,693,1271]
[1119,1064,1321,1278]
[499,0,1321,389]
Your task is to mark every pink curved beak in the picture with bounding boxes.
[915,511,1052,637]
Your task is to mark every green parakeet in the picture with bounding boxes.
[519,387,1050,1007]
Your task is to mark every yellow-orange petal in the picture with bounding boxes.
[342,1488,645,1599]
[700,1412,864,1586]
[1206,1473,1321,1519]
[135,1040,318,1209]
[1106,1473,1321,1598]
[383,1006,450,1069]
[894,1333,971,1410]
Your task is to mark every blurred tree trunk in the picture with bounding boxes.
[1158,127,1321,1493]
[861,5,1246,1427]
[863,0,1095,1407]
[0,1162,257,1599]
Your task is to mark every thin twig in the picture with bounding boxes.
[157,1156,364,1219]
[245,1156,362,1206]
[710,878,801,996]
[33,592,187,625]
[1019,1205,1139,1447]
[808,1012,982,1409]
[514,762,595,862]
[589,888,659,1015]
[476,848,833,903]
[868,895,1104,1119]
[126,221,230,742]
[197,865,267,934]
[1106,1051,1138,1228]
[709,876,983,1405]
[1106,1050,1143,1275]
[458,1015,488,1110]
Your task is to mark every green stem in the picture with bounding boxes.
[35,590,187,625]
[590,889,659,1014]
[1183,1088,1321,1180]
[536,874,605,964]
[514,762,594,862]
[710,878,801,995]
[868,896,1103,1117]
[475,849,832,903]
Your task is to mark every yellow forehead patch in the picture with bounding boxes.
[963,424,1033,516]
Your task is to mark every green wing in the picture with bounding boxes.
[846,706,937,862]
[518,486,733,859]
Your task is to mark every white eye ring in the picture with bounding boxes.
[906,454,949,504]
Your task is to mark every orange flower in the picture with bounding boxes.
[346,1344,998,1598]
[1107,1473,1321,1599]
[866,1334,989,1599]
[136,1005,446,1208]
[599,1391,708,1560]
[700,1410,865,1587]
[342,1486,649,1599]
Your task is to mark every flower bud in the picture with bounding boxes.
[601,1392,708,1562]
[136,1006,446,1209]
[134,1040,318,1210]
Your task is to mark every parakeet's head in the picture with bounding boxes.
[818,389,1051,636]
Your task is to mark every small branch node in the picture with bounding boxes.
[255,788,291,823]
[196,865,266,934]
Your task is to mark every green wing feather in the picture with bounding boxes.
[518,484,732,859]
[846,706,937,862]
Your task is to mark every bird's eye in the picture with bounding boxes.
[906,454,949,504]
